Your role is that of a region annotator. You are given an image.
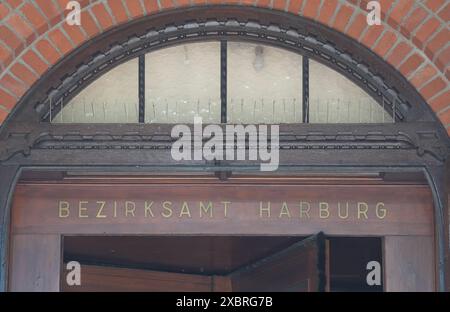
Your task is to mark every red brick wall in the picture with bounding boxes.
[0,0,448,133]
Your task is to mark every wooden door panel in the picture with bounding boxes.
[229,233,327,292]
[62,264,213,292]
[384,236,435,291]
[9,234,61,292]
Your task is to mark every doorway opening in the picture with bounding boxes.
[61,235,382,292]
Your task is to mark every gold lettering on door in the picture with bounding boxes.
[260,201,270,218]
[78,201,88,218]
[55,200,391,221]
[96,201,107,218]
[200,201,213,218]
[221,201,231,218]
[59,201,70,218]
[279,202,291,218]
[375,202,387,219]
[125,201,135,217]
[162,201,173,218]
[299,202,310,219]
[338,202,349,219]
[357,202,369,219]
[319,202,330,219]
[179,202,191,218]
[144,201,154,218]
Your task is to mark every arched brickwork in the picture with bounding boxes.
[0,0,448,133]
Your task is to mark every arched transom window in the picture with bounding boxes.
[52,41,393,124]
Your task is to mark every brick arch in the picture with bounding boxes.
[0,0,448,133]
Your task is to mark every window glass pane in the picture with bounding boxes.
[145,42,221,123]
[309,59,392,123]
[227,42,302,124]
[53,42,389,125]
[53,59,139,123]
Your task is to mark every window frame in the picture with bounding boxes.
[51,39,391,125]
[40,26,421,124]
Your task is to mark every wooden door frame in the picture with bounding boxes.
[0,5,448,291]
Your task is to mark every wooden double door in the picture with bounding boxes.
[61,234,328,292]
[7,175,436,291]
[228,233,327,292]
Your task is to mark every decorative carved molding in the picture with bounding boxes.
[0,124,447,164]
